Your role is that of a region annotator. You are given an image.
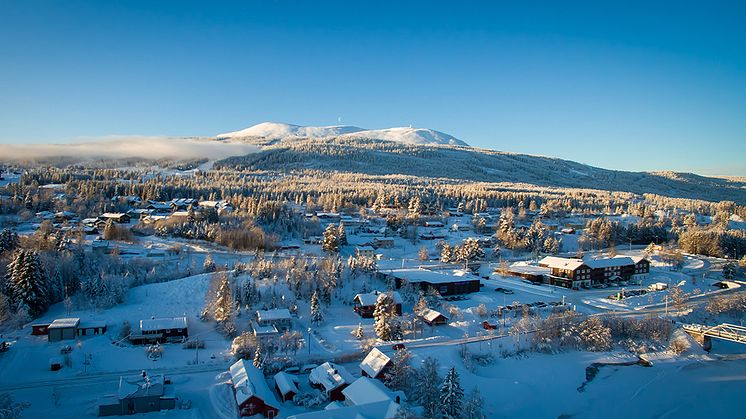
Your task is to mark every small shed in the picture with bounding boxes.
[78,321,107,337]
[48,318,80,342]
[419,308,448,326]
[274,371,299,402]
[49,357,63,371]
[32,323,50,336]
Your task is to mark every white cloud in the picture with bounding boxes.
[1,136,258,161]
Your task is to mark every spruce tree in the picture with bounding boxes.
[352,322,365,339]
[213,273,234,323]
[337,223,347,246]
[322,224,339,253]
[416,357,442,419]
[253,344,264,369]
[374,292,402,341]
[9,250,48,317]
[310,291,323,325]
[439,367,464,419]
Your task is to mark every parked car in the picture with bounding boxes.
[392,343,406,351]
[482,320,498,330]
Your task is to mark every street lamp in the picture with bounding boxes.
[307,328,312,355]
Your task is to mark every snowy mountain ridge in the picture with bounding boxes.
[216,122,469,146]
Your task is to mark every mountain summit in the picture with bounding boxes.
[216,122,468,146]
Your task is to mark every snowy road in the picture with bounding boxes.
[0,362,231,392]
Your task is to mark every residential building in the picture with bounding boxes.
[98,372,176,416]
[229,360,280,418]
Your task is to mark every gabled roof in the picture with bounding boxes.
[229,359,279,408]
[360,348,391,377]
[381,268,480,285]
[420,308,447,323]
[273,371,299,396]
[256,308,292,322]
[117,373,165,400]
[354,291,403,307]
[288,400,400,419]
[584,256,635,269]
[342,377,406,406]
[309,362,354,392]
[48,318,80,329]
[140,316,187,332]
[538,256,587,270]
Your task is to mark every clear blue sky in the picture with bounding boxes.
[1,1,745,176]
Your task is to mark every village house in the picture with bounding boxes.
[145,202,172,214]
[168,198,198,211]
[355,245,375,259]
[372,238,395,249]
[359,347,391,379]
[380,268,481,296]
[129,316,188,344]
[308,362,354,402]
[198,200,234,214]
[353,291,403,318]
[423,220,445,228]
[229,360,280,418]
[341,376,406,407]
[99,212,131,224]
[419,308,448,326]
[98,371,176,416]
[256,309,293,331]
[538,255,650,289]
[273,371,299,402]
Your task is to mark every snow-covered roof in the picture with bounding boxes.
[356,246,375,251]
[538,256,587,270]
[139,316,187,332]
[79,320,107,329]
[342,377,406,406]
[584,256,635,269]
[288,400,400,419]
[382,268,480,285]
[309,362,354,392]
[229,359,279,408]
[256,308,292,322]
[354,291,403,307]
[118,372,165,400]
[251,321,279,336]
[631,256,648,264]
[273,371,299,396]
[101,212,128,218]
[360,348,391,377]
[48,318,80,329]
[420,308,447,323]
[507,263,551,276]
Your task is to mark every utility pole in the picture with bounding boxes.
[307,328,312,355]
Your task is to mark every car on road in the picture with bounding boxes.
[392,343,406,351]
[495,287,514,294]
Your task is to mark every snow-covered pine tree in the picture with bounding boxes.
[439,367,464,419]
[9,250,48,317]
[352,322,365,339]
[322,223,339,253]
[337,223,347,246]
[310,290,323,325]
[416,357,442,419]
[414,294,428,316]
[212,272,234,324]
[373,292,402,341]
[383,347,413,395]
[462,387,486,419]
[203,254,216,273]
[253,344,264,369]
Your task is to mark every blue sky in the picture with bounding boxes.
[1,1,745,176]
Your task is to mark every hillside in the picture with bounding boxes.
[215,137,746,204]
[216,122,469,146]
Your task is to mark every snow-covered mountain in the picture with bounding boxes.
[216,122,468,146]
